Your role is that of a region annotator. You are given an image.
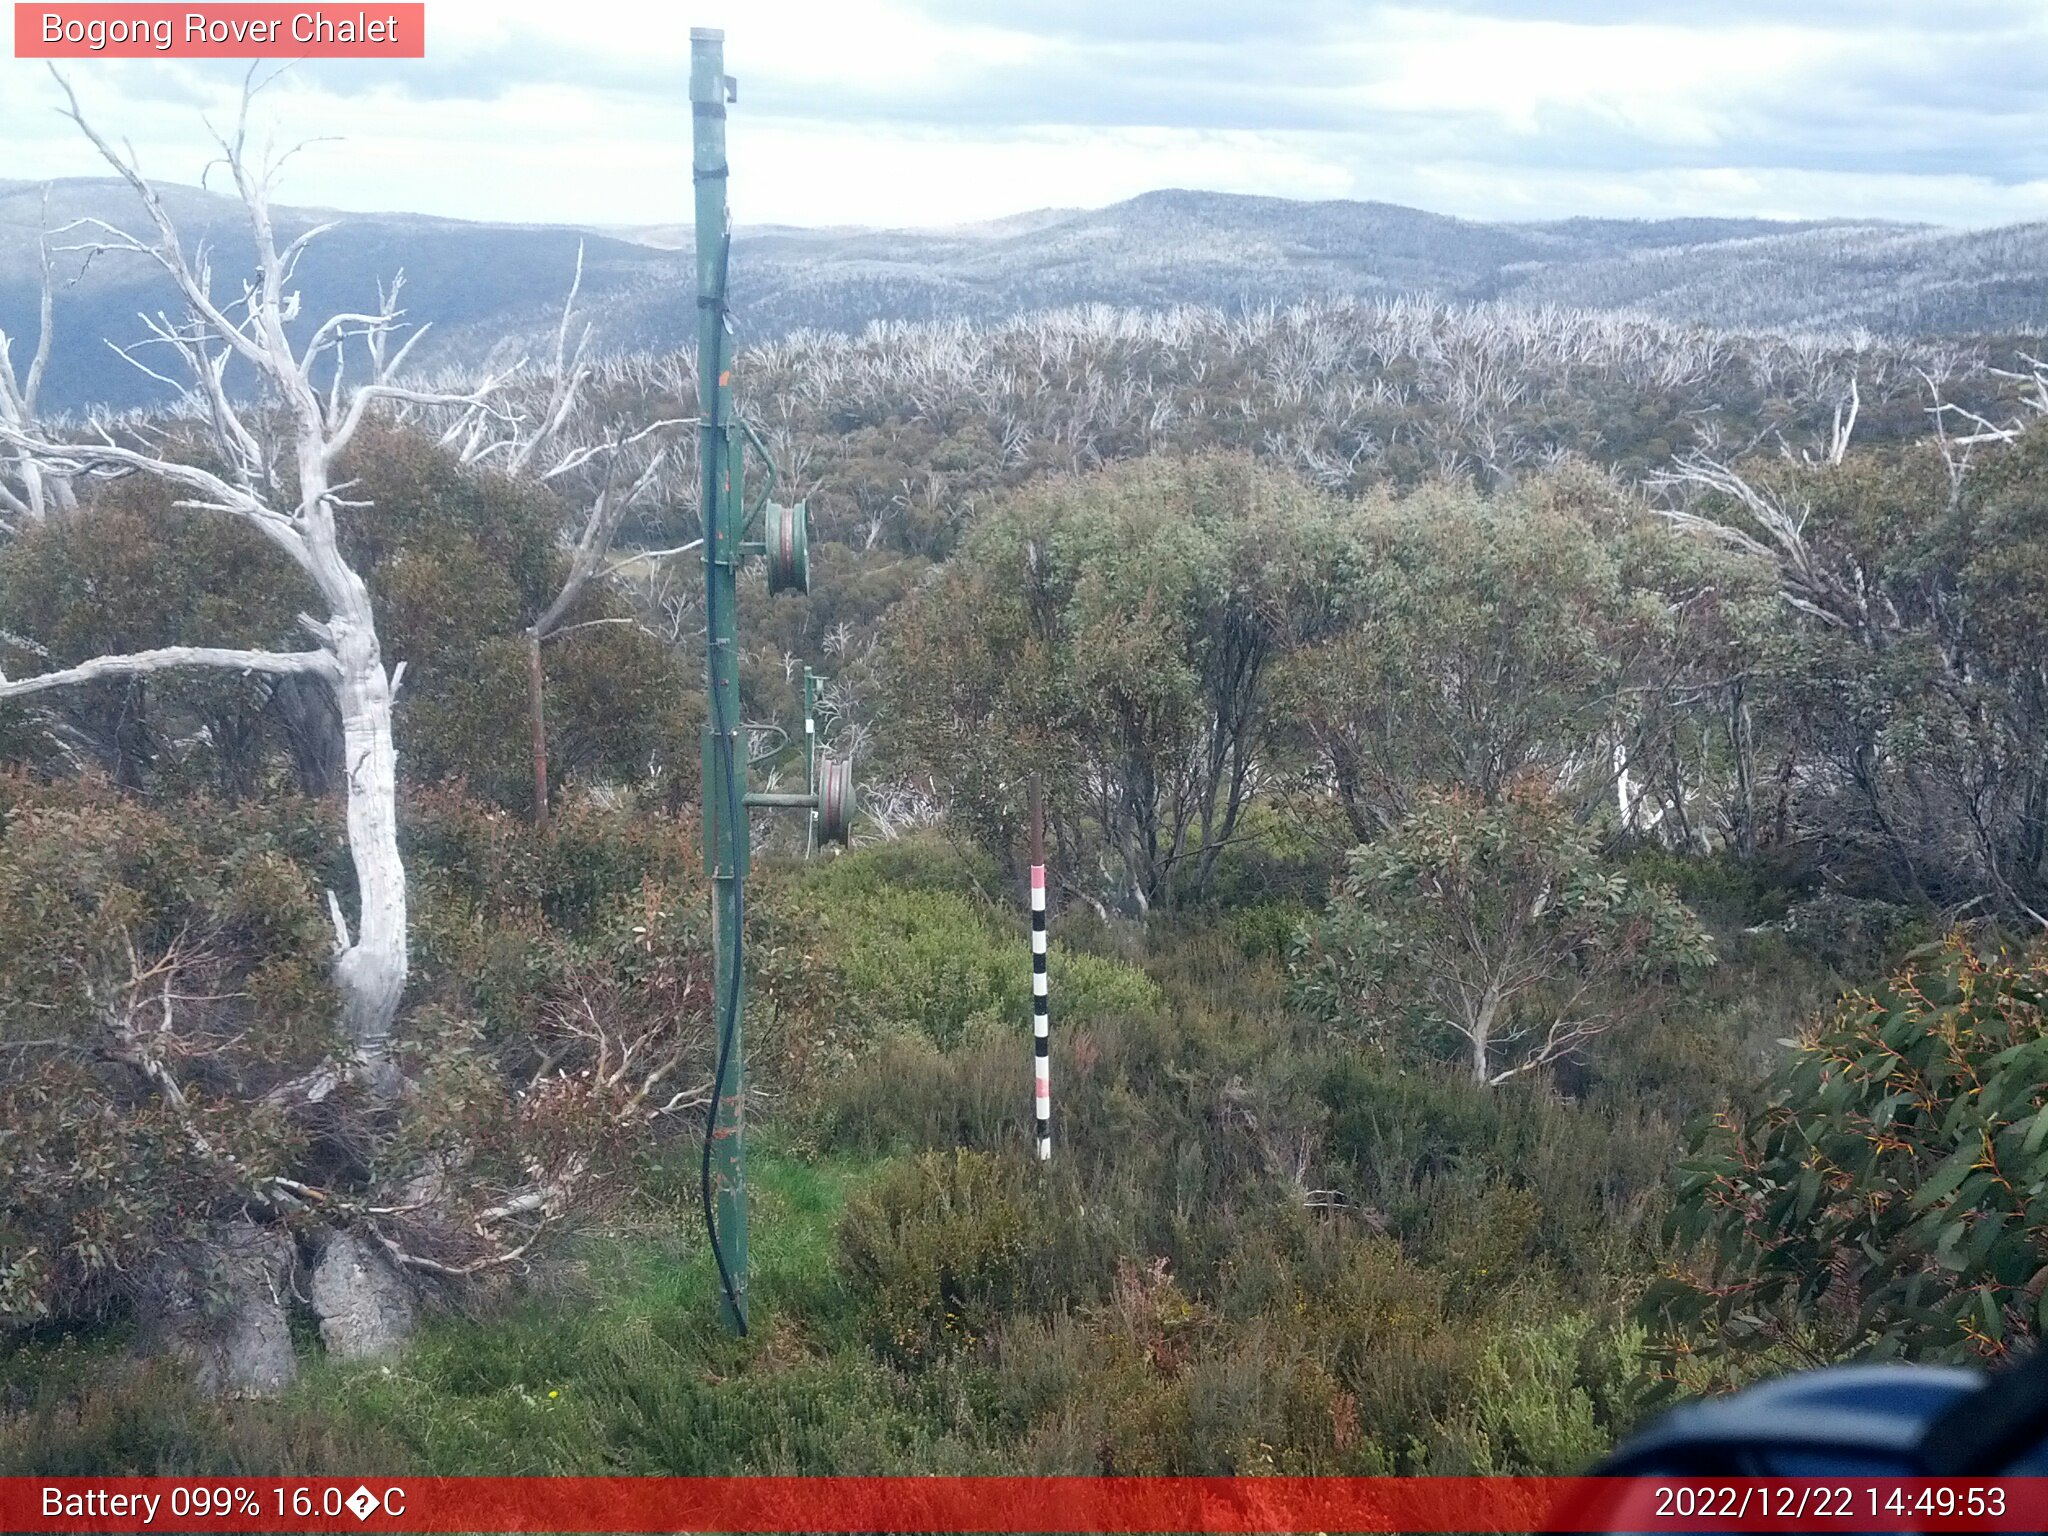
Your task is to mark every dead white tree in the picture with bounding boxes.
[1649,450,1901,643]
[428,247,695,825]
[0,74,503,1080]
[1923,353,2048,454]
[0,188,79,528]
[1825,374,1860,465]
[540,993,713,1125]
[851,777,942,844]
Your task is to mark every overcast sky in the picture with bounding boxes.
[5,0,2045,231]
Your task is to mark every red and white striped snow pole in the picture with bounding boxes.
[1030,775,1051,1162]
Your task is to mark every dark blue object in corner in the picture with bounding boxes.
[1601,1363,1985,1477]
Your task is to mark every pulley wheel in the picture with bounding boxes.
[816,756,855,846]
[765,500,810,595]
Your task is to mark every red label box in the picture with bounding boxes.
[6,1476,2048,1533]
[14,4,425,58]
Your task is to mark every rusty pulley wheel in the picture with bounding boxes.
[764,499,810,595]
[816,755,855,846]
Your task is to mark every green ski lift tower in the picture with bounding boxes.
[692,26,855,1336]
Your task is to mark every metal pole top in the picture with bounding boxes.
[690,32,733,107]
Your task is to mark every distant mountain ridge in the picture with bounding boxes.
[2,179,2041,414]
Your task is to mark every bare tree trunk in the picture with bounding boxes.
[1469,988,1499,1086]
[1666,740,1696,851]
[330,605,406,1064]
[0,77,517,1074]
[1771,753,1796,848]
[0,187,78,527]
[1729,680,1757,858]
[443,247,689,830]
[528,628,550,828]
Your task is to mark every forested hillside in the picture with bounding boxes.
[6,176,2047,413]
[7,132,2048,1481]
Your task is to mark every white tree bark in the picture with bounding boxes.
[0,73,506,1071]
[0,187,78,528]
[0,646,336,695]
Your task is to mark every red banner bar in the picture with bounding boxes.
[4,1476,2047,1532]
[14,5,425,58]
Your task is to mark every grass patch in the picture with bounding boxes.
[3,898,1823,1480]
[0,1140,907,1476]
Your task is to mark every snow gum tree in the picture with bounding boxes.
[1295,781,1715,1086]
[0,76,504,1079]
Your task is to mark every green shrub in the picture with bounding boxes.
[990,1253,1359,1475]
[779,851,1161,1055]
[1296,782,1712,1086]
[1225,901,1314,966]
[0,1346,412,1476]
[811,1034,1029,1155]
[836,1151,1034,1364]
[1618,845,1801,930]
[341,424,695,813]
[1169,804,1336,911]
[0,483,313,798]
[0,778,335,1325]
[1778,891,1930,975]
[1651,935,2048,1376]
[1058,952,1165,1023]
[404,784,704,936]
[821,887,1021,1049]
[1452,1312,1626,1474]
[0,429,694,812]
[794,834,1000,903]
[1319,1054,1676,1286]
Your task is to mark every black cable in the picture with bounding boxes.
[698,781,746,1335]
[698,220,747,1335]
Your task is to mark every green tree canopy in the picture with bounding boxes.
[882,451,1342,911]
[1295,781,1713,1086]
[1272,469,1771,845]
[0,425,695,813]
[1651,935,2048,1377]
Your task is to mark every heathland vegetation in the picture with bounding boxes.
[6,109,2048,1476]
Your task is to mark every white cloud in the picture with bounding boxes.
[2,0,2041,230]
[738,123,1355,226]
[1404,161,2048,226]
[1354,10,1838,143]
